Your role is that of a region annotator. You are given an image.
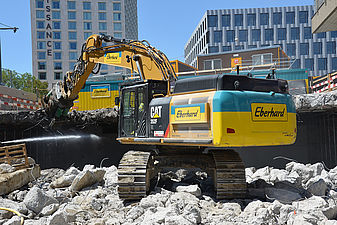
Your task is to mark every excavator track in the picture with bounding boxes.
[117,149,247,200]
[211,150,247,199]
[117,151,153,200]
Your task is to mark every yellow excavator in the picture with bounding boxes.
[43,34,297,200]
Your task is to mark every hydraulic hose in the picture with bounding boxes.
[0,207,24,225]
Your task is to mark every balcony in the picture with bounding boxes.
[312,0,337,33]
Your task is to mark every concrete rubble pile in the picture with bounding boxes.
[0,161,336,225]
[293,90,337,112]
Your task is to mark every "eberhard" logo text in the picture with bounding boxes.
[254,107,285,118]
[176,110,199,118]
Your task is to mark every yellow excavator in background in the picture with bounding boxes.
[43,34,297,200]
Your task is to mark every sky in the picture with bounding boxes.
[0,0,314,74]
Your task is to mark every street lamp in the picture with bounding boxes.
[0,23,19,85]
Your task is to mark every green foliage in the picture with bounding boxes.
[1,68,49,97]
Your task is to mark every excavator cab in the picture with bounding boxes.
[119,80,167,138]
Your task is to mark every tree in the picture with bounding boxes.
[1,68,49,97]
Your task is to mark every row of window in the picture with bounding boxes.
[38,72,62,80]
[36,0,121,11]
[208,11,310,28]
[37,61,112,71]
[36,10,122,21]
[37,22,121,34]
[209,41,337,56]
[36,23,122,39]
[212,28,332,43]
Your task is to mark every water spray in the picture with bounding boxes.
[1,134,100,145]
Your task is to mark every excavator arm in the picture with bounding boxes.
[43,34,177,118]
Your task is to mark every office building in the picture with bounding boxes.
[185,5,337,76]
[312,0,337,33]
[30,0,138,87]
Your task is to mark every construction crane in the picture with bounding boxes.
[0,23,18,85]
[43,34,297,200]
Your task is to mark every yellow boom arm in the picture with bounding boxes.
[43,34,177,118]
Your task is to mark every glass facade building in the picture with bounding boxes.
[184,5,337,76]
[30,0,138,87]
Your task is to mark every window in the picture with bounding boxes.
[37,52,46,59]
[54,62,62,70]
[204,59,221,70]
[37,41,46,49]
[226,30,235,42]
[223,46,231,52]
[327,41,336,54]
[52,11,61,19]
[69,42,77,50]
[98,2,106,10]
[300,43,309,55]
[52,1,60,9]
[54,52,61,60]
[305,58,314,70]
[69,62,76,70]
[38,72,46,80]
[69,52,77,60]
[332,58,337,70]
[292,59,301,69]
[36,21,44,29]
[277,28,286,40]
[313,42,322,54]
[53,21,61,29]
[299,11,308,23]
[99,12,107,20]
[36,10,44,19]
[114,32,122,38]
[113,3,121,11]
[234,14,243,26]
[84,32,92,39]
[101,64,108,70]
[68,11,76,20]
[264,29,274,41]
[37,31,45,39]
[53,42,61,49]
[252,29,261,41]
[252,53,272,65]
[239,30,248,42]
[331,31,337,38]
[209,46,219,53]
[67,1,75,9]
[286,12,295,24]
[273,12,282,25]
[260,13,269,25]
[235,45,244,50]
[83,12,91,20]
[84,22,92,30]
[68,21,76,30]
[36,0,44,8]
[99,22,107,30]
[208,15,218,27]
[54,72,62,80]
[291,28,300,40]
[214,31,222,43]
[248,45,257,49]
[286,43,296,56]
[83,2,91,10]
[113,13,121,21]
[317,32,326,38]
[114,23,122,31]
[304,27,312,39]
[222,15,230,27]
[318,58,327,70]
[53,32,61,39]
[38,62,46,70]
[68,31,76,40]
[247,14,256,26]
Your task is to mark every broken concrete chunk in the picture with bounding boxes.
[0,164,15,174]
[23,186,58,214]
[39,203,59,217]
[70,168,105,192]
[175,184,201,197]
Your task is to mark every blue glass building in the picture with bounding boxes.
[184,5,337,76]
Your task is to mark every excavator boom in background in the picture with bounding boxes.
[43,34,297,200]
